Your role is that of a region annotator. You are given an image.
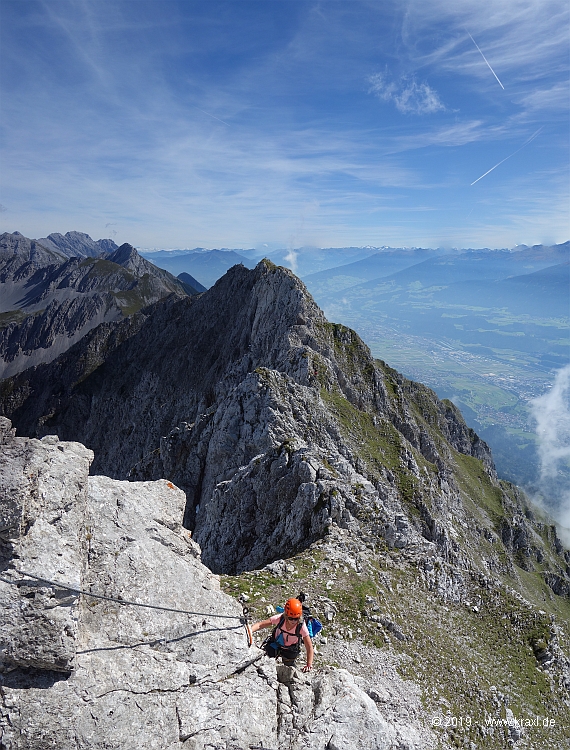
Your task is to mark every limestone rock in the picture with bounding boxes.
[0,419,437,749]
[0,419,270,749]
[36,231,116,259]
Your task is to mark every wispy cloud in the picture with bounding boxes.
[516,83,570,113]
[390,120,491,151]
[1,0,568,249]
[284,248,298,272]
[404,0,569,84]
[530,365,570,543]
[368,71,445,115]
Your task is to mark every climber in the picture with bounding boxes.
[251,598,314,672]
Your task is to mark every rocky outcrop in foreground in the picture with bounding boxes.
[0,418,435,750]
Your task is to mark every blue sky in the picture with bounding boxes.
[1,0,568,249]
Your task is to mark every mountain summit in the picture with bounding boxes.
[36,230,117,258]
[0,259,569,747]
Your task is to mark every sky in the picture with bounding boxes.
[1,0,569,250]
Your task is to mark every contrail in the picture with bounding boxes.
[194,107,230,126]
[467,31,505,90]
[471,127,543,186]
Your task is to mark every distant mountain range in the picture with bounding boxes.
[140,248,254,288]
[421,261,570,318]
[306,243,570,353]
[138,245,404,287]
[304,243,570,296]
[239,246,378,276]
[303,248,443,293]
[299,241,570,490]
[36,230,119,258]
[0,232,194,377]
[140,241,570,294]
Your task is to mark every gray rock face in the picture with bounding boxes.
[0,294,117,378]
[107,243,200,295]
[0,418,436,749]
[0,424,90,674]
[0,232,66,267]
[35,231,117,259]
[0,236,191,377]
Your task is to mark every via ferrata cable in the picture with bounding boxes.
[0,568,241,620]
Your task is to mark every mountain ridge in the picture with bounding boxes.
[0,259,569,748]
[36,230,117,258]
[0,260,565,572]
[0,233,192,378]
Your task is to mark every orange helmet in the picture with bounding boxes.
[284,598,303,619]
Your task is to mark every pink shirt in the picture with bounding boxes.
[270,613,309,648]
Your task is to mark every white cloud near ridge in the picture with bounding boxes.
[530,364,570,542]
[368,72,445,115]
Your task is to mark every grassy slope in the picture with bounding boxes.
[222,541,569,749]
[220,326,569,749]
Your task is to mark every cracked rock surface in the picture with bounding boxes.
[0,418,435,749]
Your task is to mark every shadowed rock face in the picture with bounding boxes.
[0,235,191,377]
[0,260,509,575]
[0,418,433,750]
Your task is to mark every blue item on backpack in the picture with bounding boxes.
[306,617,323,638]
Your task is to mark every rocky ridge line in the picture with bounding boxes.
[0,233,193,378]
[1,261,569,590]
[36,230,117,258]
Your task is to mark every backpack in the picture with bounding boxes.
[305,616,323,638]
[298,592,323,639]
[262,615,304,660]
